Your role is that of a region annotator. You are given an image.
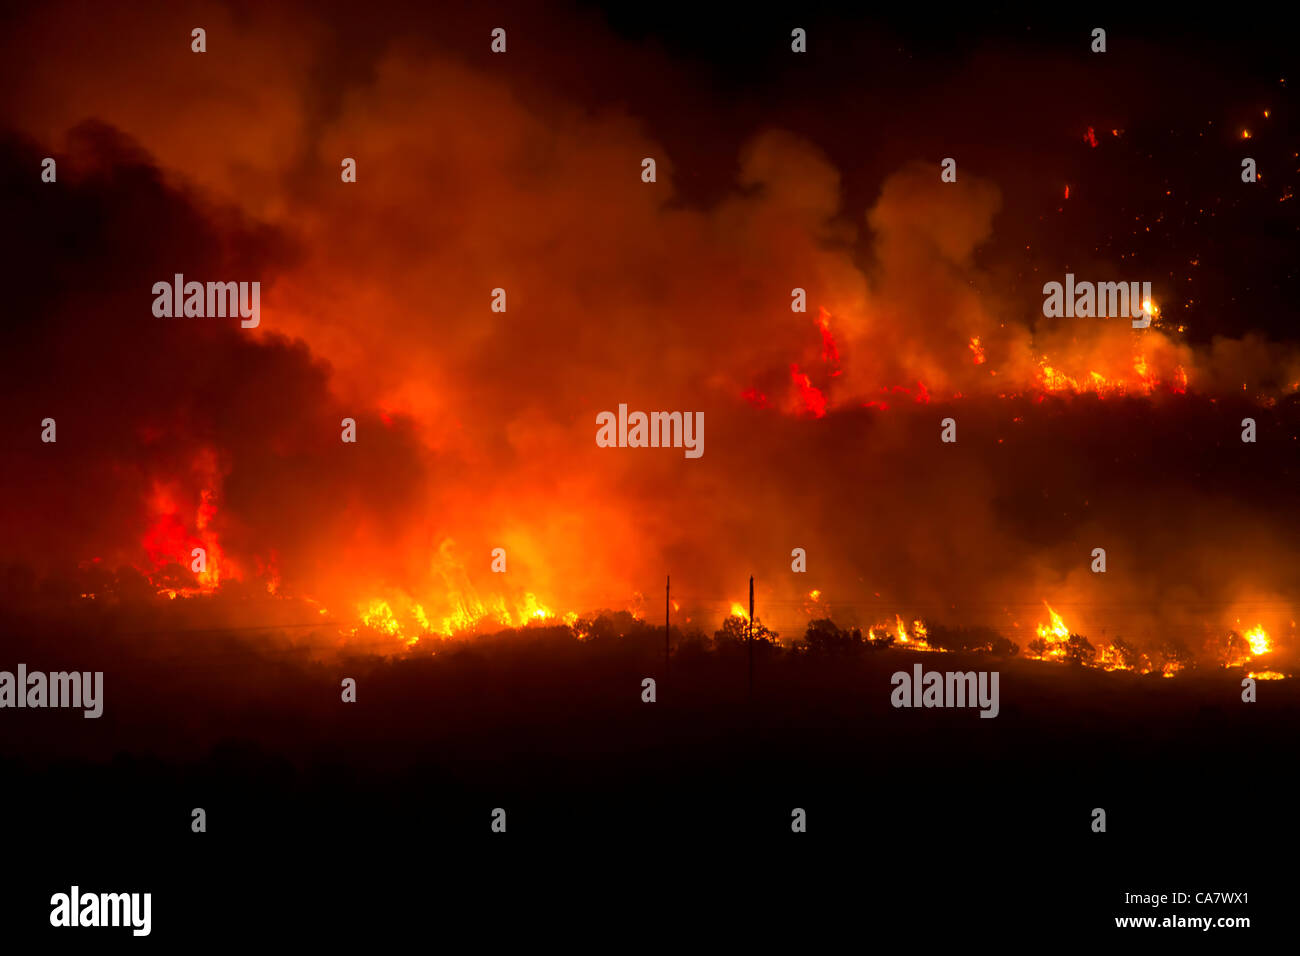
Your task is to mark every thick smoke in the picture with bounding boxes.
[1,1,1296,666]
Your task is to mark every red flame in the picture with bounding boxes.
[816,306,842,370]
[790,364,827,418]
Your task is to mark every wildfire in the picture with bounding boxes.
[1220,622,1277,669]
[141,457,233,599]
[1020,605,1293,679]
[888,614,944,652]
[1029,602,1157,674]
[790,363,828,418]
[437,592,557,636]
[345,585,571,647]
[1030,603,1070,660]
[1035,348,1181,398]
[894,614,909,643]
[815,306,841,368]
[1243,624,1271,655]
[359,599,415,644]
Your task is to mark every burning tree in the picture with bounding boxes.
[1102,637,1142,671]
[713,614,779,647]
[1063,634,1096,665]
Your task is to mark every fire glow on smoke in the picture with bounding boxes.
[5,4,1298,685]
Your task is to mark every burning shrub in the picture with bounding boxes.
[713,614,779,648]
[1063,634,1096,665]
[1157,638,1194,677]
[1105,637,1142,670]
[1218,630,1255,668]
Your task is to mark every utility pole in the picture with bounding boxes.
[748,574,754,700]
[665,574,671,679]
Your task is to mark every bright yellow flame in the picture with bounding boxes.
[730,602,749,620]
[895,614,909,644]
[360,599,401,636]
[1037,603,1069,641]
[1243,624,1271,656]
[1029,603,1071,662]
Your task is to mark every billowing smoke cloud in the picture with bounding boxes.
[1,1,1296,667]
[0,123,435,602]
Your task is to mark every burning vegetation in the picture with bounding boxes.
[42,545,1295,682]
[2,8,1298,702]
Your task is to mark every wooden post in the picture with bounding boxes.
[748,574,754,699]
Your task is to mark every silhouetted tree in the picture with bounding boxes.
[802,618,863,655]
[1064,634,1095,665]
[713,614,778,647]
